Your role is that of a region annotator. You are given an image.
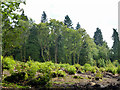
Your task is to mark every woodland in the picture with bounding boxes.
[1,1,120,89]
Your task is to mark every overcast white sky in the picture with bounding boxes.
[20,0,120,48]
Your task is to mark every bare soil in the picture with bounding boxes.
[2,71,120,90]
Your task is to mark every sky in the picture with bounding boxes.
[20,0,120,48]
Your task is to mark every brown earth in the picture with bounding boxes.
[51,72,120,90]
[2,70,120,90]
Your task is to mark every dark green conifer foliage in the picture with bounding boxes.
[93,28,103,46]
[26,25,41,61]
[118,41,120,62]
[112,28,119,60]
[76,22,81,30]
[41,11,47,23]
[64,15,73,28]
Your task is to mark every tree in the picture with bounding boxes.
[76,22,81,30]
[64,15,73,28]
[49,19,65,63]
[25,25,41,61]
[41,11,47,23]
[37,22,50,61]
[1,1,27,57]
[111,28,119,60]
[97,41,109,60]
[79,34,98,65]
[93,28,103,46]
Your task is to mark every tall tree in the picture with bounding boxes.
[93,28,103,46]
[49,19,65,63]
[37,22,50,61]
[76,22,81,30]
[25,25,41,61]
[64,15,72,28]
[41,11,47,23]
[112,28,119,60]
[2,1,26,57]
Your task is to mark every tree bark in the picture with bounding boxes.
[55,38,58,63]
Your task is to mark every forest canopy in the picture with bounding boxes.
[1,2,120,65]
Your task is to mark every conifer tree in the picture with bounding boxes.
[76,22,81,30]
[64,15,73,28]
[93,28,103,46]
[112,28,119,60]
[41,11,47,23]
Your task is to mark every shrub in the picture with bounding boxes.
[91,66,96,73]
[51,71,57,78]
[4,72,28,83]
[74,64,81,70]
[58,63,70,69]
[38,63,52,74]
[27,73,51,87]
[95,72,103,80]
[88,58,96,66]
[117,65,120,74]
[65,66,76,75]
[57,70,66,77]
[97,58,106,67]
[44,61,55,70]
[83,63,92,72]
[105,60,112,67]
[2,56,16,72]
[113,60,119,67]
[105,64,118,75]
[26,61,39,79]
[99,67,106,72]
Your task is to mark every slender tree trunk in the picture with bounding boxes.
[77,54,80,64]
[23,42,26,62]
[21,48,23,61]
[73,52,75,65]
[69,54,71,64]
[41,48,45,62]
[48,47,50,61]
[55,38,58,63]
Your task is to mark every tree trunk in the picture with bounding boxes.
[73,52,75,65]
[77,54,80,64]
[23,42,26,62]
[41,48,45,62]
[55,38,58,63]
[21,48,23,61]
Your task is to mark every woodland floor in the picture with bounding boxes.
[2,70,120,90]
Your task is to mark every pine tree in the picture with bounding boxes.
[64,15,73,28]
[76,22,81,30]
[112,28,119,60]
[41,11,47,23]
[93,28,103,46]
